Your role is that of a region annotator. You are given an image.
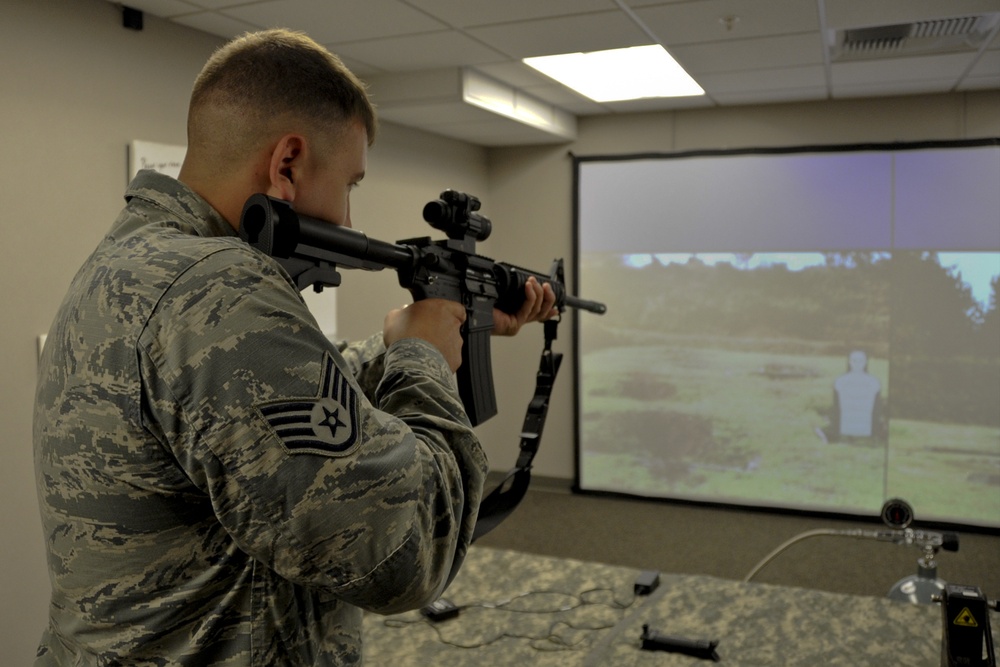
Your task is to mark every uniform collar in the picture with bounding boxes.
[124,169,237,239]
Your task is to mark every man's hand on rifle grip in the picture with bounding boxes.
[491,276,558,337]
[383,299,467,372]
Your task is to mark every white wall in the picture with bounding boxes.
[2,0,997,664]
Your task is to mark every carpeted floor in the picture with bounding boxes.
[474,481,1000,600]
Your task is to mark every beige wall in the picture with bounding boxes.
[1,0,997,664]
[1,2,217,662]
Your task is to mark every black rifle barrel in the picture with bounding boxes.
[565,294,607,314]
[240,194,606,315]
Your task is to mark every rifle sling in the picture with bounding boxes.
[472,319,562,542]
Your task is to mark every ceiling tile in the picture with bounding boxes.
[832,78,961,99]
[183,0,268,9]
[401,0,616,28]
[364,69,463,105]
[634,0,822,46]
[601,94,716,113]
[332,30,507,71]
[697,64,827,96]
[822,0,1000,30]
[956,75,1000,91]
[221,0,446,44]
[964,48,1000,81]
[671,33,825,75]
[100,0,1000,146]
[172,11,261,38]
[467,11,650,59]
[116,0,202,18]
[711,86,829,105]
[831,52,981,88]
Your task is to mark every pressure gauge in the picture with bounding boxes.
[881,498,914,529]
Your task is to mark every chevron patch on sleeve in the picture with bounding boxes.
[256,353,362,457]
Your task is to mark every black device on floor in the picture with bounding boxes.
[940,584,997,667]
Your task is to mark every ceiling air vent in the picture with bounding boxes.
[829,13,1000,61]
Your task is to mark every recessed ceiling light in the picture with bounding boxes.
[523,44,705,102]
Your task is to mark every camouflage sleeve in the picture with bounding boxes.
[138,244,487,614]
[335,334,387,401]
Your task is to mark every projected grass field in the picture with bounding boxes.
[577,251,1000,526]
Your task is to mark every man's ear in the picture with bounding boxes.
[266,134,307,202]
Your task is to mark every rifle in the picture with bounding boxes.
[238,189,606,427]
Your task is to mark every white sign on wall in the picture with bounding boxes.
[128,139,186,182]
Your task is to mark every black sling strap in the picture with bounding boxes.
[472,318,563,542]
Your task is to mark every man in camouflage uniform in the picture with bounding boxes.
[33,29,554,665]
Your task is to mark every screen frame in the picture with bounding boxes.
[571,137,1000,529]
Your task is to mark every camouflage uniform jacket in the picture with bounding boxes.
[33,170,487,666]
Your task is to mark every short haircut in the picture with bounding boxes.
[187,29,376,165]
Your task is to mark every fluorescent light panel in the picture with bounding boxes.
[523,45,704,102]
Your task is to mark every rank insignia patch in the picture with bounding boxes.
[257,353,361,456]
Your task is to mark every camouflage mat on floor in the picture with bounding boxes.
[364,546,999,666]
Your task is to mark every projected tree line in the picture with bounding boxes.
[583,251,998,428]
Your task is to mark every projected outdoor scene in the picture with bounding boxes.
[577,251,1000,525]
[884,251,1000,524]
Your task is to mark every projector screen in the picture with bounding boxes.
[574,139,1000,528]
